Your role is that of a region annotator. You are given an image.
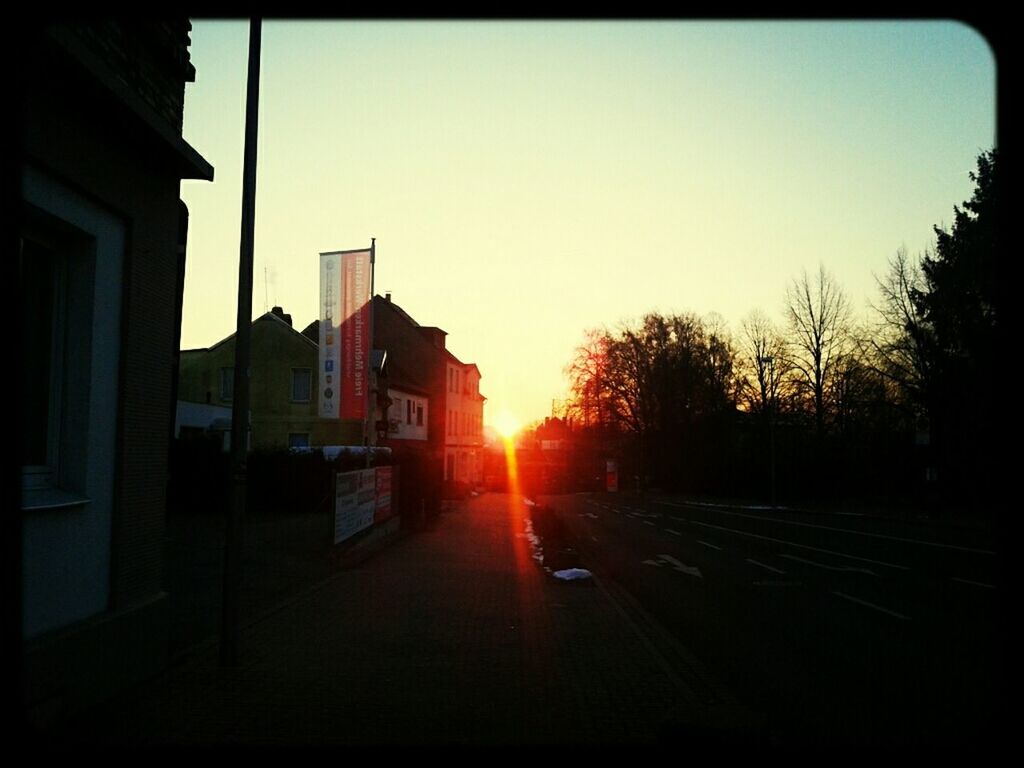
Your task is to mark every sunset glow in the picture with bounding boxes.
[492,411,521,440]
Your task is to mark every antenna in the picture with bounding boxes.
[263,265,268,313]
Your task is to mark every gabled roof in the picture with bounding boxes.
[185,310,319,354]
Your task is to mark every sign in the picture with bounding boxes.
[334,468,378,544]
[320,248,372,419]
[374,465,393,523]
[606,459,618,493]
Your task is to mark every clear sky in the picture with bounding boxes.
[179,20,995,428]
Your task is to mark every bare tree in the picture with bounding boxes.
[858,246,934,416]
[784,264,851,440]
[738,309,790,417]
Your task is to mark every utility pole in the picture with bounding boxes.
[761,356,777,509]
[222,18,261,668]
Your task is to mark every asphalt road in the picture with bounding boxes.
[542,491,1004,747]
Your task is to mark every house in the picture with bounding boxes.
[178,306,371,450]
[372,294,485,494]
[17,20,213,726]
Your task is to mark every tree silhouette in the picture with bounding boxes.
[784,265,851,441]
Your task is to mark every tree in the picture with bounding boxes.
[784,264,851,441]
[738,309,791,418]
[910,149,1000,506]
[860,246,934,418]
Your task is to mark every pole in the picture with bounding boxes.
[221,18,261,668]
[365,238,375,469]
[768,357,777,509]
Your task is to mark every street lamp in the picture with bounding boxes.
[760,356,777,509]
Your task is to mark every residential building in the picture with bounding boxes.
[178,306,369,450]
[372,294,485,492]
[17,20,213,726]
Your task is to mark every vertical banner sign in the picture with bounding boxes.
[319,252,340,419]
[320,248,372,420]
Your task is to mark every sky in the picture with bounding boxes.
[179,20,996,428]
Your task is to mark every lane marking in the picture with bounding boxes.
[686,519,911,570]
[665,529,682,536]
[952,577,995,589]
[643,521,655,527]
[697,540,721,550]
[656,554,703,578]
[779,553,877,576]
[832,591,911,620]
[747,558,786,574]
[654,501,994,555]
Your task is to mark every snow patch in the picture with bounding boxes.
[553,568,592,581]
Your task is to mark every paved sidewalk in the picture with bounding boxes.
[39,494,750,748]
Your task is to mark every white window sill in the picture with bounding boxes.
[21,486,91,512]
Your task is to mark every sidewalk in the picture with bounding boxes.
[38,493,752,748]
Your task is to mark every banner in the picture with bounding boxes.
[320,248,372,419]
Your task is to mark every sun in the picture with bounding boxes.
[492,410,521,440]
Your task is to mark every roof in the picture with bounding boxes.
[196,310,319,354]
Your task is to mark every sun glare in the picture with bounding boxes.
[492,411,521,440]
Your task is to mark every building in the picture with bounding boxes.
[17,20,213,726]
[178,306,372,450]
[444,359,485,489]
[372,294,485,493]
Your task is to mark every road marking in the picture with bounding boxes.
[746,559,786,574]
[654,501,994,555]
[643,521,655,526]
[832,591,911,620]
[665,529,682,536]
[779,553,877,576]
[686,520,911,570]
[658,554,703,578]
[697,540,721,550]
[952,577,995,589]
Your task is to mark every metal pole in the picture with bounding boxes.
[365,238,375,469]
[222,18,261,668]
[768,358,777,509]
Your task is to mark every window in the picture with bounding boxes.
[288,433,310,449]
[291,368,312,402]
[20,235,62,472]
[220,367,234,402]
[417,404,424,427]
[406,398,412,425]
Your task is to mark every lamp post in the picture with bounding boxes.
[760,356,777,509]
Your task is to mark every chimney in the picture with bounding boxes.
[271,306,292,327]
[385,292,392,302]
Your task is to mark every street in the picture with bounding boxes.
[542,491,1003,746]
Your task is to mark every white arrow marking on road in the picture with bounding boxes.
[780,553,876,576]
[657,554,703,578]
[643,559,664,567]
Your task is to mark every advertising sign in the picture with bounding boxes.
[320,248,372,420]
[374,465,393,523]
[334,468,378,544]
